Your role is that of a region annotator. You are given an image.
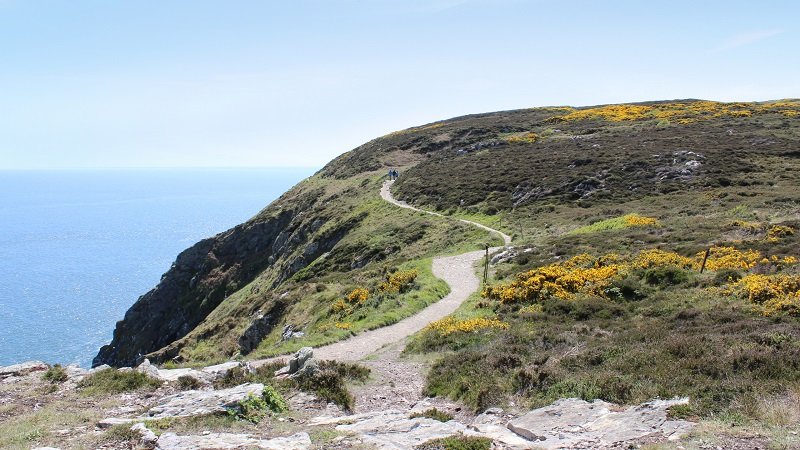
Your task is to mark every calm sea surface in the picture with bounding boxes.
[0,168,315,367]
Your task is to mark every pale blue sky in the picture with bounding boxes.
[0,0,797,169]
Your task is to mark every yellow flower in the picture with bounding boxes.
[425,316,510,336]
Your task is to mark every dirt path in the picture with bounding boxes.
[255,180,510,412]
[314,181,508,361]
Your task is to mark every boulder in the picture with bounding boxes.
[131,423,158,447]
[289,358,318,379]
[157,367,212,385]
[155,431,311,450]
[506,397,694,449]
[98,417,138,429]
[143,383,264,419]
[202,361,241,378]
[311,410,466,449]
[0,361,49,378]
[274,347,313,377]
[465,408,534,449]
[135,359,162,380]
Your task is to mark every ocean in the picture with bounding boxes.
[0,168,316,367]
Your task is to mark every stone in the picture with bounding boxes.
[201,361,241,377]
[465,408,533,449]
[155,431,311,450]
[289,358,318,379]
[274,347,313,377]
[131,422,158,446]
[64,364,89,382]
[311,410,466,450]
[157,367,212,385]
[143,383,264,419]
[506,397,695,449]
[98,417,138,428]
[136,359,162,380]
[0,361,49,378]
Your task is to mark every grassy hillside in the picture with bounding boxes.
[100,100,800,427]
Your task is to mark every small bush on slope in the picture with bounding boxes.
[78,369,161,396]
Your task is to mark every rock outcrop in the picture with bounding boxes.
[94,188,365,368]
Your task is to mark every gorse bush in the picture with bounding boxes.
[379,269,418,293]
[483,246,798,305]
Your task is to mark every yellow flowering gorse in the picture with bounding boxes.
[379,269,418,293]
[425,316,510,336]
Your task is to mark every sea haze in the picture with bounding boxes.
[0,168,316,367]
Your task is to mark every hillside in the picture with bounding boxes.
[96,99,800,369]
[3,99,799,449]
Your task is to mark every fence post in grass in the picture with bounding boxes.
[699,248,711,273]
[483,245,489,285]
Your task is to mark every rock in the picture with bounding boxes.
[155,431,311,450]
[119,367,133,373]
[143,383,264,419]
[202,361,240,377]
[274,347,313,377]
[131,423,158,447]
[0,361,49,378]
[136,359,162,380]
[239,309,285,354]
[311,410,466,449]
[289,358,318,379]
[89,364,111,374]
[465,408,534,449]
[157,367,212,385]
[98,417,138,428]
[506,397,695,449]
[64,364,89,381]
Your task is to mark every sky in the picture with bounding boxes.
[0,0,798,169]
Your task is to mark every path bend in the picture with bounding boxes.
[258,180,511,363]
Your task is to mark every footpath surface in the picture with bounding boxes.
[315,180,509,361]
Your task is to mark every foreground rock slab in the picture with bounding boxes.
[0,360,49,378]
[507,397,694,449]
[143,383,264,419]
[311,409,467,450]
[155,431,311,450]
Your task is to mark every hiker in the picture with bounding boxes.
[388,168,394,180]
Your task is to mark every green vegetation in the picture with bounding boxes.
[410,408,454,422]
[228,386,288,423]
[41,364,67,383]
[415,435,492,450]
[293,360,370,412]
[77,368,161,396]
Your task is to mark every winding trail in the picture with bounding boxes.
[253,180,511,412]
[312,180,510,361]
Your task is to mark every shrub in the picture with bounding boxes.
[642,266,689,287]
[78,368,161,395]
[294,369,354,412]
[177,375,201,390]
[42,364,68,383]
[228,385,288,423]
[410,408,453,422]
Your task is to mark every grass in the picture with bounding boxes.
[78,368,162,396]
[415,435,492,450]
[41,364,67,383]
[410,408,454,422]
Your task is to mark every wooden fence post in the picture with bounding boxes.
[699,248,711,274]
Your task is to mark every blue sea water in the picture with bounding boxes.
[0,168,316,367]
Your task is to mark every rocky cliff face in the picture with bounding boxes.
[93,186,363,368]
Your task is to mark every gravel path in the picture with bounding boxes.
[253,180,510,412]
[314,180,508,361]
